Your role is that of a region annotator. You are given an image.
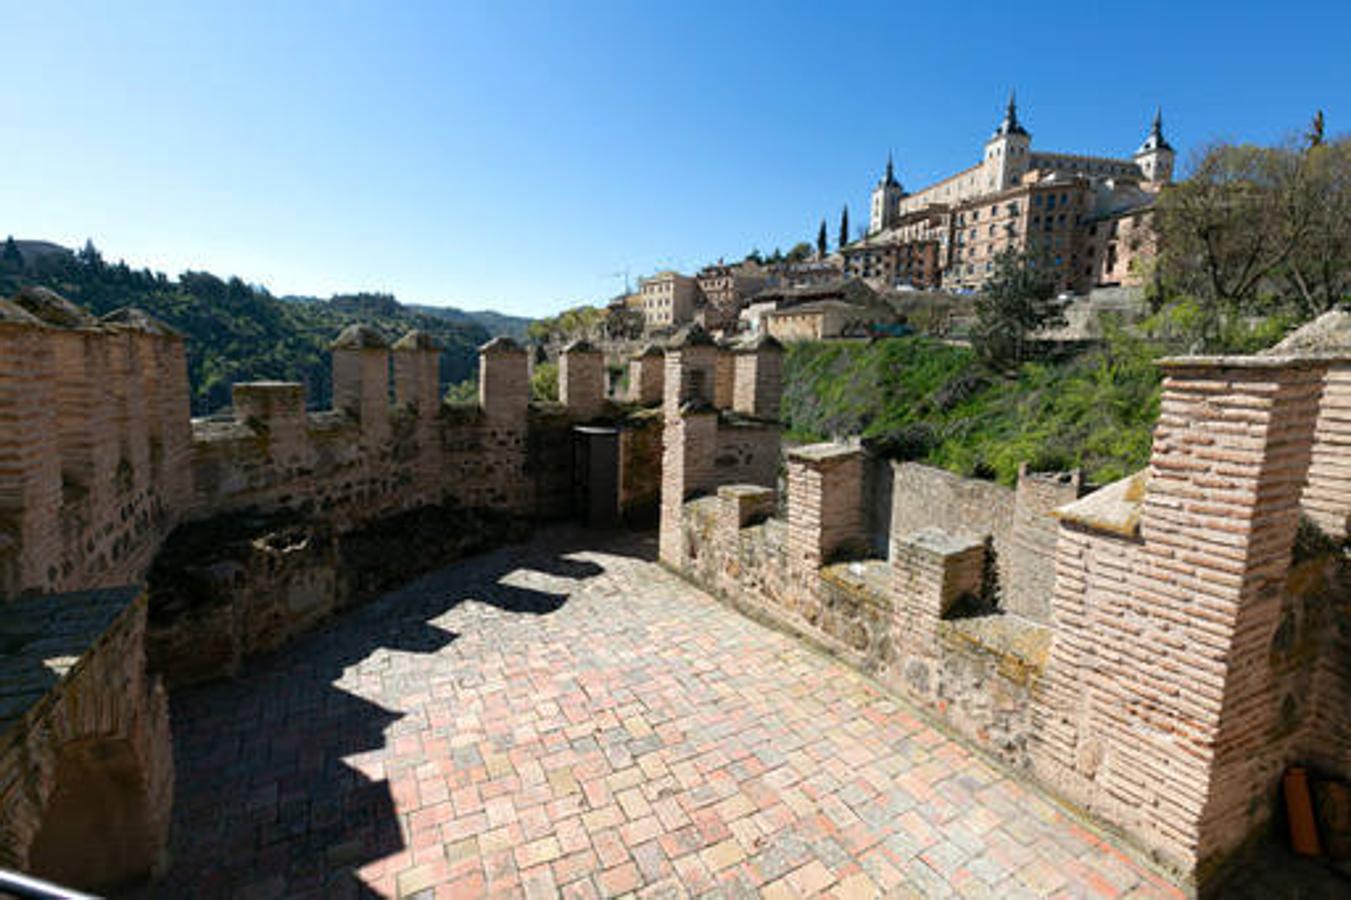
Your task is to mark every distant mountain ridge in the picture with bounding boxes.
[1,237,531,414]
[280,294,533,343]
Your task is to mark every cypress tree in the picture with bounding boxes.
[817,219,827,258]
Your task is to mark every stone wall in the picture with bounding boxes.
[658,341,1351,890]
[0,587,173,890]
[144,506,530,686]
[1034,357,1348,882]
[0,304,191,602]
[0,320,597,604]
[887,462,1080,623]
[618,412,663,526]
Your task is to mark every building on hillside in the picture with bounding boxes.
[696,261,768,332]
[740,278,878,335]
[857,95,1174,294]
[763,299,891,342]
[765,258,844,289]
[842,228,941,289]
[639,270,700,331]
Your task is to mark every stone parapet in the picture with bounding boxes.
[330,324,390,449]
[392,330,442,419]
[559,341,605,420]
[627,346,664,407]
[478,337,529,421]
[732,335,784,420]
[717,484,775,533]
[786,443,867,573]
[0,586,173,890]
[891,527,986,625]
[1303,361,1351,540]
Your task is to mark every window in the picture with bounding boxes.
[1046,195,1056,211]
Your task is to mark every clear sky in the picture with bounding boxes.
[6,1,1348,317]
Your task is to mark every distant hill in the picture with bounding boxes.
[407,304,533,342]
[280,295,533,342]
[1,238,499,415]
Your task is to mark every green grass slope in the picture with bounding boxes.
[782,335,1163,487]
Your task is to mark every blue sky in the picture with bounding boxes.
[6,1,1348,317]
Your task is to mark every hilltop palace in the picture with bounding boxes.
[847,93,1175,294]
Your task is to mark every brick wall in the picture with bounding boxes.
[559,343,605,421]
[0,587,172,888]
[1034,356,1341,883]
[0,323,589,603]
[659,341,1351,889]
[1302,362,1351,540]
[888,462,1077,623]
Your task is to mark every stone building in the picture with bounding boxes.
[855,95,1174,293]
[763,300,889,342]
[695,261,767,332]
[639,270,700,331]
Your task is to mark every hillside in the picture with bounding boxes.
[0,239,496,415]
[782,335,1163,487]
[408,304,533,343]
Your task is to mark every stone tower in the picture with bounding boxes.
[983,91,1031,192]
[868,154,904,234]
[1134,108,1175,184]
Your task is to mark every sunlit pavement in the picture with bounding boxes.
[157,528,1182,899]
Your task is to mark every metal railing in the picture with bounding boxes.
[0,869,100,900]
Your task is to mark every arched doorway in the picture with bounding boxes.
[28,737,159,891]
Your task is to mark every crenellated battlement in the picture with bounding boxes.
[0,300,608,603]
[658,332,1351,889]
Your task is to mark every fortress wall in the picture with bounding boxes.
[1032,357,1345,882]
[1302,362,1351,540]
[0,321,585,603]
[659,341,1351,889]
[888,461,1077,624]
[1,317,188,601]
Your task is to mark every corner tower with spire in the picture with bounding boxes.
[1134,107,1175,183]
[983,90,1032,191]
[869,152,905,234]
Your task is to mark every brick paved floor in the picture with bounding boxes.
[157,528,1186,899]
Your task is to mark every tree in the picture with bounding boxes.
[972,250,1064,368]
[817,220,827,258]
[1280,135,1350,316]
[77,239,103,269]
[530,361,558,401]
[1156,127,1350,328]
[785,242,813,263]
[1,236,22,272]
[839,206,850,249]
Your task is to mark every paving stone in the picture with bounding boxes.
[158,528,1184,898]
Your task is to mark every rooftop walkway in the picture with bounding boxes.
[155,528,1231,898]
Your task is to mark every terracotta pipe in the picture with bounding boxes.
[1284,766,1323,857]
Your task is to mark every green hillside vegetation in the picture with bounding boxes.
[783,332,1165,487]
[0,240,497,415]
